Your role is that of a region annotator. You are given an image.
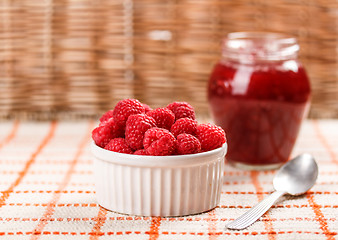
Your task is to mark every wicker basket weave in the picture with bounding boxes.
[0,0,337,120]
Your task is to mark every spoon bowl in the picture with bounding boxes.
[226,153,318,230]
[273,153,318,195]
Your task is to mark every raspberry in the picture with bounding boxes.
[142,103,152,113]
[104,138,133,154]
[196,123,226,151]
[92,118,124,148]
[125,114,157,150]
[134,149,148,155]
[170,118,198,137]
[99,110,114,123]
[176,133,201,155]
[143,128,177,156]
[113,99,145,128]
[146,108,175,130]
[166,101,195,120]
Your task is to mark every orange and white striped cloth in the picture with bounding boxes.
[0,120,337,239]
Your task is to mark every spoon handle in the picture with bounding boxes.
[226,190,286,230]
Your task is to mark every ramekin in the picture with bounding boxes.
[92,142,227,217]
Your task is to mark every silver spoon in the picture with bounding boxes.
[226,153,318,230]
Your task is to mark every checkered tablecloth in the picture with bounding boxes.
[0,120,337,240]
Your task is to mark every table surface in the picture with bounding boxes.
[0,120,337,240]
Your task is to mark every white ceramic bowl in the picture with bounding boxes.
[92,142,227,217]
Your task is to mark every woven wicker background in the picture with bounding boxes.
[0,0,337,120]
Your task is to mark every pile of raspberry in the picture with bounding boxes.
[92,99,226,156]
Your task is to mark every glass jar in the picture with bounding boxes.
[208,32,311,170]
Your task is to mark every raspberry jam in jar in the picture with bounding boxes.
[208,32,311,170]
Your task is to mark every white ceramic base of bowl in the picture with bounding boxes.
[92,142,227,217]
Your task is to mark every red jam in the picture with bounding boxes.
[208,33,311,169]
